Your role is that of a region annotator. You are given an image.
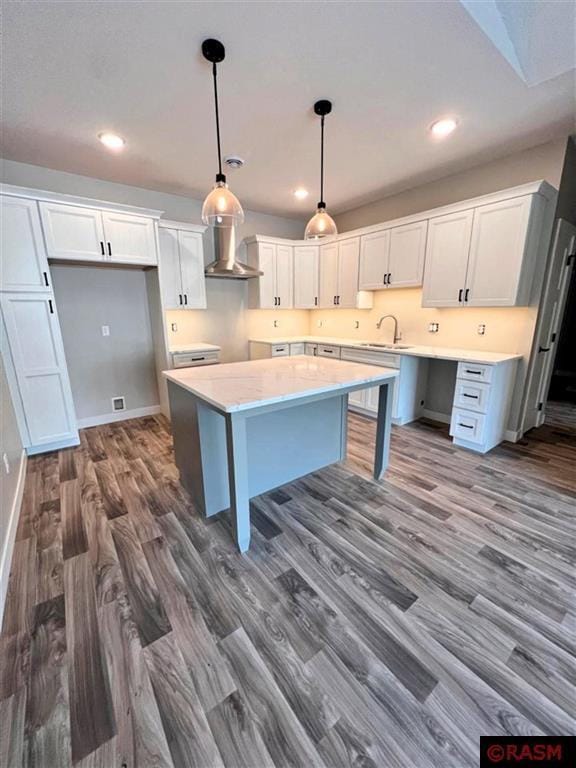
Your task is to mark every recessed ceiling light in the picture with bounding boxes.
[294,188,309,200]
[430,118,458,138]
[98,132,126,150]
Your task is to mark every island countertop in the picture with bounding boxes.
[163,355,398,414]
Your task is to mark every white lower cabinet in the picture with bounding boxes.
[0,292,78,452]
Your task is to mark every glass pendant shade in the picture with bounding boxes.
[202,180,245,226]
[304,205,338,239]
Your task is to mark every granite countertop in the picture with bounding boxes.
[249,336,521,366]
[169,343,221,354]
[163,355,398,413]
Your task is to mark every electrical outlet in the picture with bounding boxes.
[478,323,486,335]
[2,453,9,474]
[171,322,178,332]
[317,320,323,328]
[273,320,279,328]
[101,325,110,337]
[428,322,439,333]
[354,321,360,329]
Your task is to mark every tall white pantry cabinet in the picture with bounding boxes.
[1,193,79,453]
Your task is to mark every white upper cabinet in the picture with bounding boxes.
[320,237,373,309]
[158,223,206,309]
[319,242,339,308]
[39,201,157,265]
[247,240,294,309]
[422,210,474,307]
[388,220,427,288]
[359,221,426,290]
[359,230,390,290]
[0,293,78,447]
[178,230,207,308]
[422,193,547,308]
[1,195,51,292]
[465,196,534,307]
[101,212,157,265]
[293,245,319,308]
[39,202,106,262]
[338,237,361,308]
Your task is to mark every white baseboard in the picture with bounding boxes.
[77,404,161,429]
[421,408,451,425]
[504,429,521,443]
[0,449,27,625]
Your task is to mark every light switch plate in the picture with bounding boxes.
[171,323,178,332]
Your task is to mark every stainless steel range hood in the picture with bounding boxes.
[205,225,262,279]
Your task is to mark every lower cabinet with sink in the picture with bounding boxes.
[340,346,428,425]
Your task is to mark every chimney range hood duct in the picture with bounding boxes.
[204,225,263,279]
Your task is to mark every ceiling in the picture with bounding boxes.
[2,1,575,219]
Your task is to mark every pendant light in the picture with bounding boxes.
[305,100,338,239]
[201,39,244,227]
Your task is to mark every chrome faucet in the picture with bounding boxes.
[376,314,401,344]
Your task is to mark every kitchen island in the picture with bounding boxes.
[164,355,398,552]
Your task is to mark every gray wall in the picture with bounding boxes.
[51,265,158,421]
[1,359,25,616]
[335,138,568,232]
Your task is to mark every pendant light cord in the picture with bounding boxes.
[320,115,325,205]
[212,62,223,177]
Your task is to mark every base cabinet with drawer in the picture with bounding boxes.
[449,360,517,453]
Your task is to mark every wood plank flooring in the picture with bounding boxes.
[1,410,575,767]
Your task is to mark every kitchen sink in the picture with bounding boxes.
[360,343,413,350]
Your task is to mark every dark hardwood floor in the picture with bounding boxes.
[1,411,575,767]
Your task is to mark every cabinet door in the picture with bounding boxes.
[337,237,361,308]
[365,386,380,413]
[466,196,533,307]
[319,242,339,308]
[102,212,157,265]
[158,228,183,309]
[293,246,319,308]
[275,244,293,309]
[179,230,207,309]
[1,293,77,446]
[349,389,366,409]
[39,202,106,262]
[388,220,427,288]
[256,242,277,309]
[359,230,389,290]
[1,196,51,292]
[422,210,473,307]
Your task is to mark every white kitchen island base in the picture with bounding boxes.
[165,356,397,552]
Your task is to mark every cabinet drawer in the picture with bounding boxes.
[270,344,290,357]
[450,409,486,444]
[172,350,220,368]
[290,342,305,355]
[453,380,491,414]
[317,344,341,359]
[457,361,493,383]
[341,346,400,368]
